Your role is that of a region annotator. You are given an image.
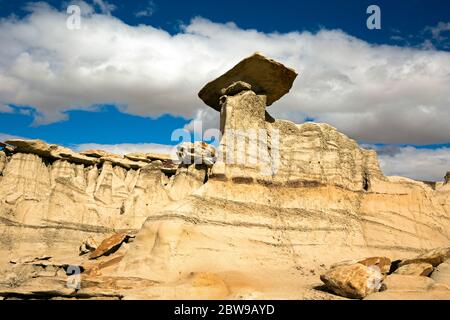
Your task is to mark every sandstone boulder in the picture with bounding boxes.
[399,247,450,267]
[382,274,435,291]
[198,52,298,110]
[320,264,383,299]
[89,233,133,260]
[395,262,434,276]
[431,262,450,285]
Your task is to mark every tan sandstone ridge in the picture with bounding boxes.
[1,53,450,300]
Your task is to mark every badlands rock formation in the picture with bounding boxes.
[0,53,450,300]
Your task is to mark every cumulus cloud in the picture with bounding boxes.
[0,2,450,144]
[376,146,450,181]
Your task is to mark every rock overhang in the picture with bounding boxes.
[198,52,298,111]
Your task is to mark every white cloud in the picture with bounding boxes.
[0,132,29,143]
[377,146,450,181]
[92,0,116,15]
[0,103,13,113]
[426,22,450,42]
[74,142,176,155]
[0,3,449,144]
[135,0,156,18]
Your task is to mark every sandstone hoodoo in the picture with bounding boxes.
[0,53,450,300]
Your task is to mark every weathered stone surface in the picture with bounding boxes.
[320,264,383,299]
[358,257,392,274]
[124,153,152,163]
[220,81,252,96]
[332,257,391,274]
[198,53,298,111]
[5,139,98,165]
[382,274,435,291]
[445,171,450,184]
[10,255,52,265]
[79,236,98,255]
[431,262,450,285]
[399,247,450,268]
[177,142,216,167]
[395,262,434,276]
[0,150,6,174]
[211,90,384,191]
[79,149,115,158]
[99,156,146,170]
[89,233,132,259]
[146,153,173,161]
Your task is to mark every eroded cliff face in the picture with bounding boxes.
[211,89,383,192]
[0,143,208,263]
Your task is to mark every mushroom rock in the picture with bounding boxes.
[198,52,298,111]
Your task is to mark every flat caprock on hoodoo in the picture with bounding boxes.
[198,52,298,110]
[1,53,450,300]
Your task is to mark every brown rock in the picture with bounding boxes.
[445,171,450,184]
[431,262,450,285]
[89,233,132,260]
[399,247,450,268]
[395,262,434,276]
[382,274,435,291]
[320,264,383,299]
[198,52,298,111]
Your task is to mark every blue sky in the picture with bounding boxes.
[0,0,450,180]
